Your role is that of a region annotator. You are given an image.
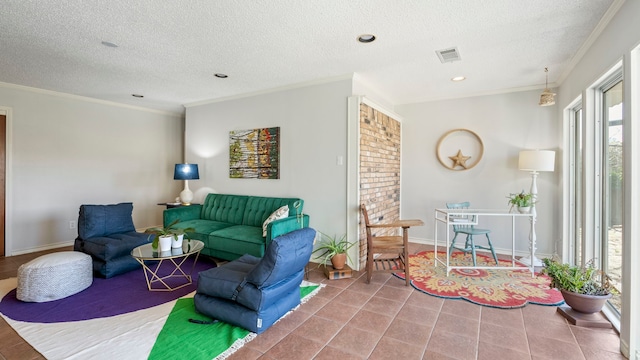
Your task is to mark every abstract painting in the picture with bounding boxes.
[229,127,280,179]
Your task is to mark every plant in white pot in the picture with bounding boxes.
[541,257,618,314]
[312,232,357,270]
[145,219,194,252]
[507,191,535,214]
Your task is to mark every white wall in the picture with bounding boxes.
[184,79,353,238]
[396,90,560,257]
[0,83,183,255]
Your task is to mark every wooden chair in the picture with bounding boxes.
[446,202,498,266]
[360,204,424,286]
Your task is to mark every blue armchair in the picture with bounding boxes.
[194,227,316,334]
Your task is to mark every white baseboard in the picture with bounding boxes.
[10,241,74,256]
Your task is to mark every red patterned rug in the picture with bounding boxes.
[395,251,564,309]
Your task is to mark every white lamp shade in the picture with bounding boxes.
[519,150,555,172]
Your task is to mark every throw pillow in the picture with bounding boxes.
[262,205,289,237]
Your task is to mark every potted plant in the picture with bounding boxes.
[541,257,617,313]
[507,191,534,213]
[312,232,357,270]
[145,219,194,252]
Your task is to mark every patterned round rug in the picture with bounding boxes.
[395,251,564,308]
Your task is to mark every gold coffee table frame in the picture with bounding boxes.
[131,240,204,291]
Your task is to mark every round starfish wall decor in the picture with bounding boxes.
[436,129,484,170]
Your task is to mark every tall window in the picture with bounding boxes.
[571,107,583,266]
[601,79,623,315]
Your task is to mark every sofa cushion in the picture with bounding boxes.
[200,194,248,224]
[78,203,136,239]
[242,197,303,227]
[262,205,289,237]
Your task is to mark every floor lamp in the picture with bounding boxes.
[174,163,199,205]
[518,150,555,266]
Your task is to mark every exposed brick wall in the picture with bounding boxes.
[359,103,401,270]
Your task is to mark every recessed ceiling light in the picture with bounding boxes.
[214,73,228,78]
[132,94,144,98]
[357,34,376,43]
[101,41,118,48]
[451,76,466,82]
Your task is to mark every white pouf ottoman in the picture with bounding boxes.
[17,251,93,302]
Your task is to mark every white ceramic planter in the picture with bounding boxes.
[158,235,173,252]
[172,234,184,248]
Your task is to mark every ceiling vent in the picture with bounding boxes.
[436,47,461,63]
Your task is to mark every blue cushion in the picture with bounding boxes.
[245,227,315,288]
[78,203,136,239]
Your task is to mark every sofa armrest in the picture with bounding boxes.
[266,214,310,246]
[163,205,202,227]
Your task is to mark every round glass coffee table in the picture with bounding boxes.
[131,240,204,291]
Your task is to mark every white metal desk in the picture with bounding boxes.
[434,209,535,276]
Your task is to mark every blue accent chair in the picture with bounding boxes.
[194,227,316,334]
[446,202,498,266]
[73,203,152,278]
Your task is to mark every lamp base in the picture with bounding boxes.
[519,255,543,267]
[179,188,194,205]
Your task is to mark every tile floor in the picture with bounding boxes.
[0,244,625,360]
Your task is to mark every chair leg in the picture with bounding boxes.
[486,234,499,265]
[404,246,410,287]
[366,251,374,284]
[449,233,460,258]
[469,235,477,266]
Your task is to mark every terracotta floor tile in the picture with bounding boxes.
[405,291,444,310]
[369,336,425,360]
[527,333,585,360]
[581,347,626,360]
[299,293,331,314]
[327,325,382,358]
[271,305,313,331]
[245,326,290,353]
[314,346,366,360]
[427,329,478,360]
[395,303,439,327]
[384,318,432,345]
[524,318,577,344]
[477,341,531,360]
[433,312,480,339]
[314,299,359,323]
[374,283,413,301]
[480,306,525,329]
[348,309,393,335]
[291,315,343,344]
[570,325,621,354]
[314,284,343,299]
[522,303,567,323]
[422,350,460,360]
[346,279,383,295]
[440,299,482,319]
[226,345,263,360]
[332,288,373,307]
[479,322,529,352]
[362,295,404,315]
[262,334,324,360]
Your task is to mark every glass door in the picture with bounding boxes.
[602,80,623,314]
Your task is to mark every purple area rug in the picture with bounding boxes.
[0,256,217,323]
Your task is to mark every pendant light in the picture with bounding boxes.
[538,67,556,106]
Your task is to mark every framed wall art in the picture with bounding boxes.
[229,127,280,179]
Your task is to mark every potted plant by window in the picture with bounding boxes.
[541,257,617,314]
[507,191,535,213]
[145,219,194,252]
[312,232,357,270]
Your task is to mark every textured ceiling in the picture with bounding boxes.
[0,0,616,114]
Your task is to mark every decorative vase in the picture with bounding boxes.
[331,253,347,270]
[159,235,173,252]
[517,206,531,214]
[560,289,612,314]
[172,234,184,248]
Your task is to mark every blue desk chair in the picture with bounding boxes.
[446,202,498,266]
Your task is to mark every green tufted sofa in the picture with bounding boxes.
[163,193,309,261]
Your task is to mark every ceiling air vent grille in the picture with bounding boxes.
[436,47,461,63]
